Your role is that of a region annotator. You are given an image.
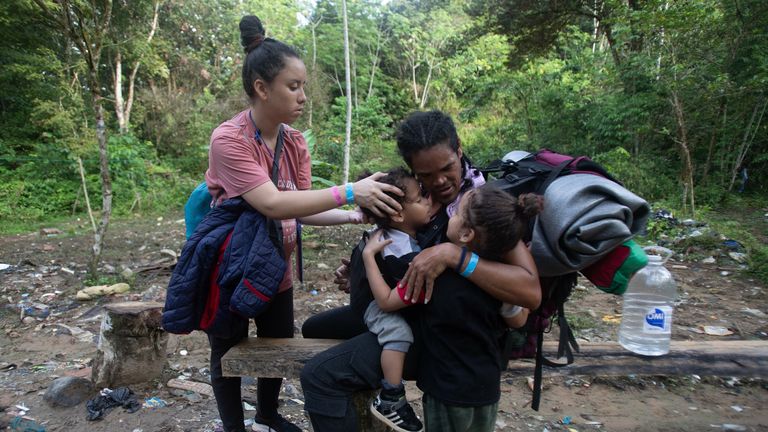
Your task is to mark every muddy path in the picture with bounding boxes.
[0,213,766,431]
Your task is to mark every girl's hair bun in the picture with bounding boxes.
[240,15,266,54]
[516,193,544,218]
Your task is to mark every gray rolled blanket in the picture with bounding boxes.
[530,174,650,277]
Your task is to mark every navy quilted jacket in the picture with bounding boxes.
[162,198,286,338]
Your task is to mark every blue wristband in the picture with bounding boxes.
[460,253,479,278]
[456,246,468,272]
[345,182,354,204]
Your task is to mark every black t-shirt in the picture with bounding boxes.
[406,210,507,406]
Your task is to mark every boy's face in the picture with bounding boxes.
[399,177,432,230]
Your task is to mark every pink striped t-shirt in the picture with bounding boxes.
[205,110,312,293]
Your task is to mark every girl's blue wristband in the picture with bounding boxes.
[456,246,468,273]
[460,253,479,278]
[345,182,354,204]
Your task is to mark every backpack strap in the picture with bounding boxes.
[267,126,286,258]
[530,273,579,411]
[535,158,573,194]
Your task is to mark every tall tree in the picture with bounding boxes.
[341,0,352,182]
[111,0,161,134]
[33,0,114,278]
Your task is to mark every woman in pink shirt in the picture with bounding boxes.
[206,15,402,432]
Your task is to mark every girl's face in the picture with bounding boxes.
[446,190,473,245]
[409,143,463,205]
[259,56,307,124]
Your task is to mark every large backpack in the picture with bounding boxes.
[483,149,625,411]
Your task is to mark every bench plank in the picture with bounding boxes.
[222,338,768,379]
[505,340,768,377]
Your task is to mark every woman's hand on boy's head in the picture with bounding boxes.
[353,172,404,217]
[362,229,392,258]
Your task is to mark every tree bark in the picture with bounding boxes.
[341,0,352,183]
[114,50,126,132]
[671,91,695,215]
[367,27,382,100]
[33,0,114,279]
[308,16,322,128]
[728,97,767,191]
[115,0,160,134]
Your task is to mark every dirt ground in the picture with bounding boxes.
[0,211,766,432]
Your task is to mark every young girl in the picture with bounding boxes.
[201,15,402,432]
[364,185,542,431]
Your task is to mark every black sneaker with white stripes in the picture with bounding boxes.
[370,388,424,432]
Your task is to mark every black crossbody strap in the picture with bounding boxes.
[271,125,285,185]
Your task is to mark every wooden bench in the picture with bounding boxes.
[222,338,768,430]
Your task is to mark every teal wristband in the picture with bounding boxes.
[460,253,479,278]
[345,182,354,204]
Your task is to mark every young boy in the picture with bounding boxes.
[360,168,431,432]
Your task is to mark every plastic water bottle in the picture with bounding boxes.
[618,247,677,356]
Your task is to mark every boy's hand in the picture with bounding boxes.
[362,229,392,258]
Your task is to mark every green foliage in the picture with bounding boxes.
[0,0,765,242]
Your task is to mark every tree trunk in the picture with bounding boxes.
[670,91,695,215]
[728,97,767,191]
[308,16,322,128]
[89,98,114,278]
[115,0,159,134]
[341,0,352,183]
[367,28,382,100]
[114,50,126,132]
[702,99,726,183]
[410,58,420,104]
[419,60,434,109]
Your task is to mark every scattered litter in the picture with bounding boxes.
[1,363,17,372]
[179,349,188,356]
[601,314,621,324]
[160,249,177,260]
[702,326,734,336]
[243,401,257,411]
[730,405,744,412]
[715,424,747,431]
[741,308,766,318]
[86,387,141,421]
[0,263,11,271]
[526,377,535,392]
[49,324,94,343]
[167,378,214,397]
[728,252,747,263]
[9,416,46,432]
[60,267,75,275]
[76,283,130,300]
[720,271,731,277]
[143,397,168,408]
[702,257,716,264]
[310,289,318,296]
[561,416,572,424]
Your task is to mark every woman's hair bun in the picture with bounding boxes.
[240,15,266,54]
